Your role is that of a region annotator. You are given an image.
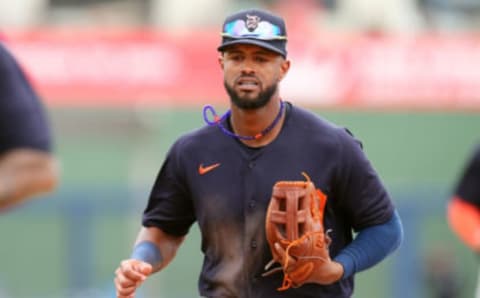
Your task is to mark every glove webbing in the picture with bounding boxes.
[278,231,329,291]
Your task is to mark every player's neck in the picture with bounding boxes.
[230,98,285,147]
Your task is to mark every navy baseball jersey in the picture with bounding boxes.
[0,43,52,153]
[455,144,480,206]
[143,102,394,298]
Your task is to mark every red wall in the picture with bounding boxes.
[4,29,480,110]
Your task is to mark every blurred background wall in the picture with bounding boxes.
[0,0,479,297]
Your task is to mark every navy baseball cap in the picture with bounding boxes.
[217,8,287,57]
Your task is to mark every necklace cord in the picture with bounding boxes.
[202,101,285,141]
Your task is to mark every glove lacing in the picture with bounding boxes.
[263,229,332,291]
[279,230,330,290]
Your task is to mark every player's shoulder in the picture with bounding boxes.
[289,103,354,136]
[0,42,17,68]
[0,42,10,56]
[0,41,32,90]
[288,102,363,151]
[466,142,480,166]
[473,143,480,157]
[169,124,224,153]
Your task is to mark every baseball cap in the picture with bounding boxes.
[217,8,287,57]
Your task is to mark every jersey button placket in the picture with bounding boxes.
[246,160,256,211]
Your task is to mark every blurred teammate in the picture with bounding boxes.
[114,8,403,298]
[447,143,480,297]
[0,42,59,212]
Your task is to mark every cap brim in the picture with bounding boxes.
[217,39,286,57]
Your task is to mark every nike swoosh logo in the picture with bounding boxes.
[198,163,221,175]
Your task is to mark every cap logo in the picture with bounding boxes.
[246,14,261,32]
[221,17,286,41]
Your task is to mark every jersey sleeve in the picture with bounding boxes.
[334,128,394,231]
[0,44,52,153]
[142,139,196,237]
[454,144,480,206]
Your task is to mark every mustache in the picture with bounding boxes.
[235,74,260,83]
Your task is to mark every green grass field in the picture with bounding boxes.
[0,106,478,298]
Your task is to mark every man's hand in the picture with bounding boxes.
[273,240,344,286]
[114,259,153,298]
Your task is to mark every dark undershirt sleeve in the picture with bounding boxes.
[334,210,403,278]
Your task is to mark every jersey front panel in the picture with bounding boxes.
[0,43,52,153]
[143,102,394,298]
[455,144,480,206]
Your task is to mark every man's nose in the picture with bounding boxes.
[240,59,255,74]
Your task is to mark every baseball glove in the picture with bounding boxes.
[263,172,333,290]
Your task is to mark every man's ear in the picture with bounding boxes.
[218,54,224,69]
[279,59,290,81]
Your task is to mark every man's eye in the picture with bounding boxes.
[255,56,267,62]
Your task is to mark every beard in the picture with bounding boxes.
[224,78,278,110]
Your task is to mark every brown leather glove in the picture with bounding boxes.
[264,173,341,290]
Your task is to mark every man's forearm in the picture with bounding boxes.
[133,226,185,273]
[0,149,59,211]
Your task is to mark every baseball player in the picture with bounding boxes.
[0,42,59,212]
[447,143,480,297]
[114,8,403,298]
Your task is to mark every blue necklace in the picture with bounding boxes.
[203,101,285,141]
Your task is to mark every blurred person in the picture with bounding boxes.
[331,0,424,33]
[150,0,232,28]
[0,1,48,28]
[417,0,480,31]
[0,42,59,212]
[266,0,327,34]
[114,8,403,298]
[424,247,463,298]
[447,143,480,297]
